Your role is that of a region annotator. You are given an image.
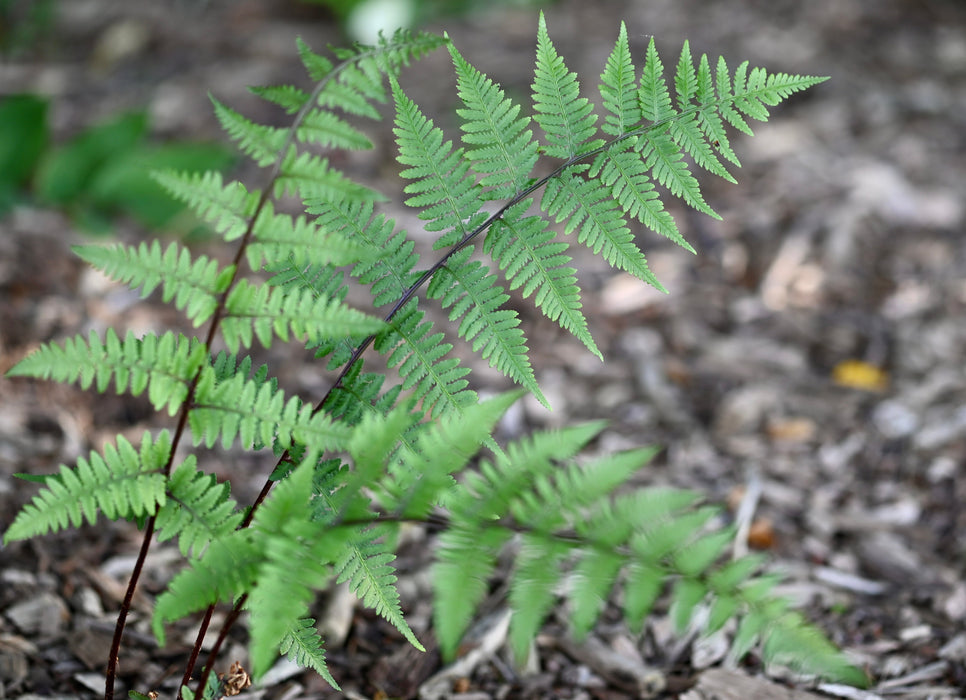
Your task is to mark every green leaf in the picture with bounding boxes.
[35,110,147,205]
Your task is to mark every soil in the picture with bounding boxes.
[1,0,965,699]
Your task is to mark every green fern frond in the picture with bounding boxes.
[670,577,708,632]
[541,169,664,290]
[670,42,736,183]
[427,248,544,405]
[247,459,351,679]
[189,365,352,455]
[508,536,569,663]
[274,149,381,204]
[221,279,384,352]
[451,421,605,525]
[450,43,538,200]
[211,96,286,167]
[8,329,206,416]
[4,431,170,541]
[599,22,641,137]
[590,147,693,252]
[568,548,623,639]
[152,169,259,241]
[532,12,602,159]
[296,36,334,82]
[302,30,449,119]
[638,128,719,219]
[379,391,520,519]
[278,618,340,689]
[761,612,869,686]
[372,299,476,419]
[392,77,488,246]
[73,241,233,327]
[305,198,421,307]
[247,201,367,272]
[296,109,372,150]
[485,200,600,359]
[249,84,310,115]
[155,457,244,558]
[433,526,510,660]
[638,37,676,125]
[152,530,261,644]
[333,525,423,650]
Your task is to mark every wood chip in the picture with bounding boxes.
[680,668,828,700]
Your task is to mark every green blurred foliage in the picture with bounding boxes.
[0,95,235,235]
[0,0,55,57]
[0,95,49,211]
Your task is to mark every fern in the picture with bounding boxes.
[278,618,339,689]
[5,431,170,540]
[2,17,863,700]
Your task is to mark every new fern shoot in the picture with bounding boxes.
[4,13,865,700]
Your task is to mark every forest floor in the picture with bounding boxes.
[1,0,965,698]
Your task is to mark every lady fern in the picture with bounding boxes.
[4,15,866,700]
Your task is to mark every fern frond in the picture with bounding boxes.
[378,391,520,519]
[4,431,170,541]
[247,200,367,272]
[8,329,206,416]
[152,530,261,644]
[211,96,286,167]
[372,299,476,419]
[73,241,233,327]
[450,43,538,200]
[333,525,422,649]
[451,421,605,525]
[670,577,708,632]
[152,169,259,242]
[638,37,676,125]
[274,149,380,204]
[155,457,244,558]
[590,147,693,252]
[296,36,334,82]
[485,201,600,359]
[761,612,869,686]
[568,548,623,639]
[303,30,449,119]
[278,618,339,689]
[433,527,510,660]
[247,459,350,678]
[670,42,736,183]
[214,95,371,167]
[427,247,545,406]
[532,12,602,159]
[508,536,569,663]
[221,279,384,352]
[392,77,487,246]
[599,22,641,137]
[541,170,663,290]
[637,128,719,219]
[249,84,310,115]
[305,198,421,307]
[189,365,351,456]
[296,109,372,150]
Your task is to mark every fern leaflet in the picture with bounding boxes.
[73,241,233,327]
[7,329,206,416]
[450,43,539,200]
[155,458,244,558]
[278,618,339,689]
[4,431,170,541]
